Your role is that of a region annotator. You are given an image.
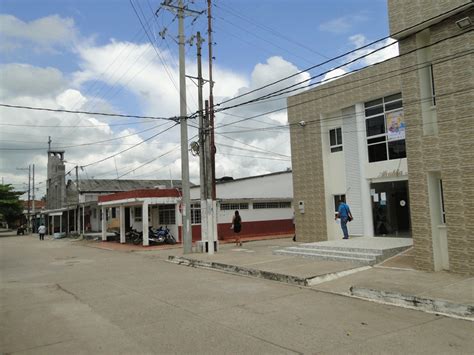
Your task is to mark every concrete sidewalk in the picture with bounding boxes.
[139,238,473,320]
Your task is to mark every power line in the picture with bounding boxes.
[217,93,474,137]
[214,1,330,60]
[81,122,179,168]
[214,44,473,130]
[216,133,290,158]
[0,119,157,128]
[0,103,178,121]
[213,2,471,108]
[0,122,170,151]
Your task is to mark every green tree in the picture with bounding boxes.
[0,184,23,227]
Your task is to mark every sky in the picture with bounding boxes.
[0,0,398,199]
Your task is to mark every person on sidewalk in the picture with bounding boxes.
[38,223,46,241]
[232,210,242,246]
[335,200,353,240]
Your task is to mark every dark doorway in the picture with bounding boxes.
[125,207,131,231]
[371,180,411,237]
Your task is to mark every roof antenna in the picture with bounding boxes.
[48,136,52,151]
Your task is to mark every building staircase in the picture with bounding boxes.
[273,237,413,265]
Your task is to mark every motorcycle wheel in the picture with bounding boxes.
[166,235,177,245]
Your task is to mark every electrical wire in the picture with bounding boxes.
[81,122,179,168]
[0,103,178,121]
[213,2,472,108]
[213,44,473,130]
[0,122,170,151]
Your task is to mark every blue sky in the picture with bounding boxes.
[0,0,396,197]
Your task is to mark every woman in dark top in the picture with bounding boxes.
[232,210,242,246]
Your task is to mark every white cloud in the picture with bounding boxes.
[0,15,305,194]
[0,14,77,52]
[347,34,399,67]
[322,68,347,83]
[0,63,66,98]
[319,13,368,34]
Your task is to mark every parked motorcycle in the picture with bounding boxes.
[149,226,177,245]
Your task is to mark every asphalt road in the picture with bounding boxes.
[1,235,473,354]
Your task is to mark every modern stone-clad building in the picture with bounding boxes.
[288,0,473,274]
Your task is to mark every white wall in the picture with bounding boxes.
[321,111,347,240]
[191,171,293,200]
[190,171,294,226]
[321,103,410,240]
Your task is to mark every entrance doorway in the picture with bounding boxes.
[125,207,131,231]
[371,180,411,237]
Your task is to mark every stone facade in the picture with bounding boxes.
[289,1,473,274]
[288,58,402,243]
[391,2,474,274]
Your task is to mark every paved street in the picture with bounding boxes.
[1,235,473,354]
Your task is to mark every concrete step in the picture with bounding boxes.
[297,244,385,255]
[281,247,381,260]
[273,249,377,265]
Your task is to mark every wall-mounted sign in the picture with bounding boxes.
[386,110,405,141]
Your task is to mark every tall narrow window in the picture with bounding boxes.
[416,29,438,135]
[429,64,436,106]
[439,180,446,224]
[134,207,142,222]
[191,203,201,224]
[329,127,343,152]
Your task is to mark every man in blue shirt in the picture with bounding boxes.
[336,200,353,239]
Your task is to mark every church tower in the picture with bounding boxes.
[46,150,66,209]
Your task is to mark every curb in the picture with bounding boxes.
[350,286,474,321]
[167,256,309,286]
[167,255,473,321]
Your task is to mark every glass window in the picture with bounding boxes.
[329,127,343,153]
[365,105,384,117]
[368,143,388,163]
[159,204,176,225]
[439,180,445,224]
[220,203,249,211]
[111,207,116,219]
[365,93,405,163]
[388,140,407,160]
[253,201,291,209]
[366,115,385,137]
[134,207,142,222]
[191,203,201,224]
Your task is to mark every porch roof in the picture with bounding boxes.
[97,188,181,206]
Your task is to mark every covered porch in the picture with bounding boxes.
[98,189,181,247]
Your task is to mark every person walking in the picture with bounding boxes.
[232,210,242,246]
[335,200,353,240]
[38,223,46,241]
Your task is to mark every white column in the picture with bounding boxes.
[120,205,125,244]
[59,214,63,233]
[82,206,85,234]
[101,207,107,241]
[355,103,374,237]
[142,202,149,246]
[207,199,214,254]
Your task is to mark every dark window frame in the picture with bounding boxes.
[329,127,343,153]
[365,93,406,163]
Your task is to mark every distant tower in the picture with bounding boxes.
[46,150,66,209]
